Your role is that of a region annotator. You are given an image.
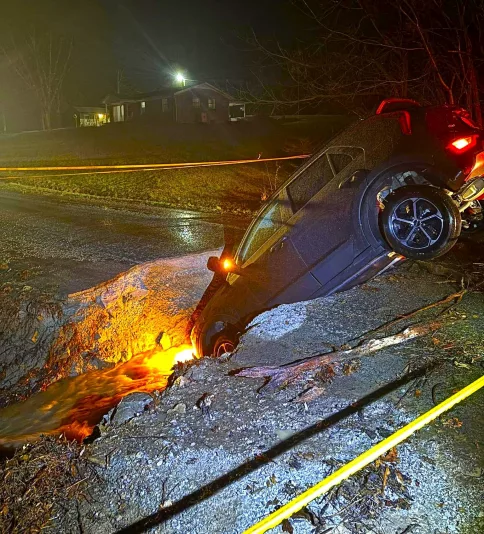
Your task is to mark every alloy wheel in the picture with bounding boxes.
[389,197,444,249]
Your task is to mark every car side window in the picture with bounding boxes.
[239,200,284,263]
[329,153,353,175]
[287,153,333,213]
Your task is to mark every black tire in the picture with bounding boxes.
[381,185,461,260]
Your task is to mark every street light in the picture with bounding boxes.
[175,72,186,86]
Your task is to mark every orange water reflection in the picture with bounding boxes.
[0,344,193,448]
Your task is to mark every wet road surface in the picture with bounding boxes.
[0,191,246,294]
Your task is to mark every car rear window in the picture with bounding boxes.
[287,153,333,213]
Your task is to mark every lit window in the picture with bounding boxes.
[162,98,168,112]
[208,98,216,110]
[192,97,200,108]
[140,101,146,114]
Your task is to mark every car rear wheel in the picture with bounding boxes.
[381,185,461,259]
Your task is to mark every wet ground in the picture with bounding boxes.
[0,190,247,294]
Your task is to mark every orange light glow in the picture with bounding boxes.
[174,347,195,363]
[0,343,196,448]
[470,151,484,176]
[223,258,234,271]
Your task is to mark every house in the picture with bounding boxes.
[73,106,109,127]
[103,83,246,124]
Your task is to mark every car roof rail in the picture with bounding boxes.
[376,98,421,115]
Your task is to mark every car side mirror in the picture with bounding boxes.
[207,256,222,273]
[207,256,241,275]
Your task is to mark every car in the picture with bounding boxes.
[191,98,484,357]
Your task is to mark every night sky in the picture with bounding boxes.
[0,0,301,129]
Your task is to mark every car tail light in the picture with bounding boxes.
[448,135,478,153]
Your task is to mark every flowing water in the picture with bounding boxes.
[0,344,193,450]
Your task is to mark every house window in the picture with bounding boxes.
[113,104,125,122]
[192,97,200,108]
[208,98,216,110]
[140,101,146,114]
[162,98,168,112]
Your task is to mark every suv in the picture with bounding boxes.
[191,99,484,357]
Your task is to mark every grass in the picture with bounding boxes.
[0,116,353,213]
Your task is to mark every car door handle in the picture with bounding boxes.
[270,236,287,253]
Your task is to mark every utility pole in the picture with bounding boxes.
[117,69,123,94]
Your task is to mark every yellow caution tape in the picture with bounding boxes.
[0,154,309,173]
[244,374,484,534]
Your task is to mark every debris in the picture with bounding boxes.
[236,320,446,389]
[266,474,277,487]
[462,467,482,477]
[381,447,399,464]
[382,465,390,493]
[195,392,214,417]
[276,429,294,440]
[172,376,190,388]
[0,436,91,533]
[442,417,463,428]
[160,333,172,351]
[352,289,466,342]
[110,393,153,426]
[281,518,294,533]
[295,385,325,403]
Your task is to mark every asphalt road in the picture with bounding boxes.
[0,190,245,294]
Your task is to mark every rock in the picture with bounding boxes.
[172,376,190,388]
[167,402,186,415]
[276,429,294,440]
[110,393,153,426]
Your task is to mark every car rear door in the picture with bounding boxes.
[232,190,321,308]
[285,146,368,287]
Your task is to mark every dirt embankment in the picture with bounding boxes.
[0,251,217,446]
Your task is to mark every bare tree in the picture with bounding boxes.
[2,32,72,130]
[241,0,484,122]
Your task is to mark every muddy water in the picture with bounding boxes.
[0,344,193,449]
